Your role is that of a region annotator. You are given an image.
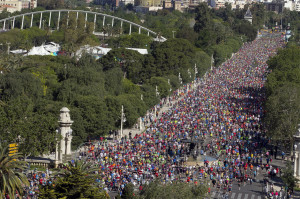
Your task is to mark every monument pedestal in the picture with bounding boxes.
[55,107,73,166]
[293,124,300,185]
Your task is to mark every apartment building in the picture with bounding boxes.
[0,0,37,13]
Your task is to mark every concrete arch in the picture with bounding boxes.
[0,10,166,41]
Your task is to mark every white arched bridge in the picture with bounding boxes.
[0,10,166,41]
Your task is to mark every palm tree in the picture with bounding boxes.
[0,144,29,198]
[57,160,98,177]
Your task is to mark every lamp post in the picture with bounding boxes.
[178,73,182,96]
[172,30,176,39]
[211,54,214,71]
[194,63,198,88]
[168,79,172,92]
[294,144,298,176]
[294,123,300,177]
[120,105,126,140]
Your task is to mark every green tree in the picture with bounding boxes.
[281,161,299,190]
[120,183,135,199]
[264,46,300,150]
[194,3,212,33]
[100,48,144,84]
[151,38,195,79]
[265,83,300,149]
[0,144,29,198]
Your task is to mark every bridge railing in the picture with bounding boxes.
[0,10,166,41]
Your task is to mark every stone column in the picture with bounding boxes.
[66,136,72,155]
[21,15,24,29]
[75,12,79,29]
[298,152,300,176]
[30,14,33,28]
[57,11,61,30]
[295,152,298,176]
[84,12,87,28]
[57,107,73,164]
[93,14,97,33]
[60,136,65,160]
[12,17,15,29]
[294,125,300,178]
[39,12,43,29]
[48,12,51,27]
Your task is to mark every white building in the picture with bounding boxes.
[119,0,135,6]
[0,0,37,13]
[284,0,295,10]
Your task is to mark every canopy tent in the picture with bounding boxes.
[27,46,51,56]
[126,48,148,55]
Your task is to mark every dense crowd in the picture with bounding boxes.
[76,34,287,198]
[19,34,287,199]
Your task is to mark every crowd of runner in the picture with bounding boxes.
[75,34,287,198]
[19,34,288,199]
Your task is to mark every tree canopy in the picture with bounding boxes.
[264,46,300,148]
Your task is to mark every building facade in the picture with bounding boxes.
[0,0,37,13]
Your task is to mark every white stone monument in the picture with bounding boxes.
[294,124,300,177]
[55,107,73,166]
[244,8,253,25]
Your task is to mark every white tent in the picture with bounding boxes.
[95,46,112,55]
[10,49,27,54]
[27,46,51,56]
[126,48,148,55]
[44,42,60,53]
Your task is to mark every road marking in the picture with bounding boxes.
[251,194,255,199]
[237,193,242,199]
[231,192,236,199]
[244,194,248,199]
